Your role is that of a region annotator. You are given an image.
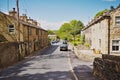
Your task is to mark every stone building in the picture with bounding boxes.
[0,8,49,69]
[82,5,120,54]
[48,35,57,41]
[0,8,49,55]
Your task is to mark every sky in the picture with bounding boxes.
[0,0,120,30]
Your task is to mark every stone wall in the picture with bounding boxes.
[72,44,101,62]
[93,54,120,80]
[0,42,23,69]
[82,26,92,45]
[0,41,49,69]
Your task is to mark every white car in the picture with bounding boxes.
[60,40,68,51]
[60,44,68,51]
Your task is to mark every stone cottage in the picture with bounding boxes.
[0,8,49,54]
[82,5,120,54]
[0,8,49,68]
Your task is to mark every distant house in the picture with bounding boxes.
[82,5,120,54]
[48,35,57,40]
[48,34,60,42]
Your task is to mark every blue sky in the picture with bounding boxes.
[0,0,120,30]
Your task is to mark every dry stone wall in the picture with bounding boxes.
[0,42,23,69]
[93,54,120,80]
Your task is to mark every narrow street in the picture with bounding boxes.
[0,43,98,80]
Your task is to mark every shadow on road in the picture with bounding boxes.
[40,45,59,55]
[0,44,73,80]
[73,65,99,80]
[0,70,72,80]
[37,45,70,59]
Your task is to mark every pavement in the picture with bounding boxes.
[68,45,99,80]
[69,51,99,80]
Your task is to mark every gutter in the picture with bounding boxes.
[108,16,111,55]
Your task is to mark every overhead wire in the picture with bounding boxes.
[7,0,9,12]
[21,0,31,16]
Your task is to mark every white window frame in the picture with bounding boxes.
[115,16,120,26]
[112,40,120,52]
[8,24,15,34]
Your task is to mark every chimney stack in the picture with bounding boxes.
[27,17,34,24]
[20,14,28,22]
[33,20,38,26]
[9,8,17,19]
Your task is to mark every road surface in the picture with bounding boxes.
[0,43,98,80]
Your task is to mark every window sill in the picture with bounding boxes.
[9,32,15,34]
[114,25,120,28]
[111,51,120,53]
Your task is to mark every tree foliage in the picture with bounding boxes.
[70,20,84,35]
[47,30,55,35]
[58,20,84,41]
[59,23,72,32]
[80,34,85,44]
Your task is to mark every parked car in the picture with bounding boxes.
[60,43,68,51]
[60,40,68,51]
[51,40,56,44]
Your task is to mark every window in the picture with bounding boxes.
[8,24,14,33]
[99,22,101,30]
[112,40,120,51]
[36,29,39,35]
[99,39,101,48]
[28,27,32,35]
[115,16,120,25]
[39,30,41,35]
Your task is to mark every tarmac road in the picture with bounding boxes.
[0,44,73,80]
[0,43,99,80]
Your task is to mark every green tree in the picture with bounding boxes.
[70,20,84,36]
[58,20,84,41]
[80,34,85,44]
[47,30,54,35]
[59,23,72,32]
[58,23,73,40]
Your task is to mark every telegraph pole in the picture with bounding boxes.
[16,0,20,43]
[16,0,21,60]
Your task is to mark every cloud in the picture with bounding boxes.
[102,0,117,2]
[39,20,68,30]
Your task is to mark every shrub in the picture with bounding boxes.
[76,38,80,41]
[80,34,85,44]
[93,49,101,54]
[74,42,78,46]
[84,42,90,48]
[96,49,101,54]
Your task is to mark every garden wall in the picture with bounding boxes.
[0,42,25,69]
[93,54,120,80]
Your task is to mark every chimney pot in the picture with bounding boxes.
[13,8,15,11]
[9,8,17,19]
[23,14,26,16]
